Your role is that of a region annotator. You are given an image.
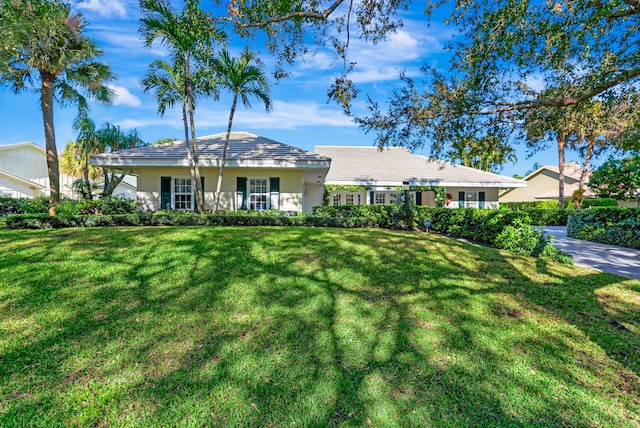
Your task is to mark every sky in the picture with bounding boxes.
[0,0,595,178]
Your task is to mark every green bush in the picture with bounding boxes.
[520,209,569,226]
[7,206,573,264]
[582,198,618,208]
[568,207,640,249]
[501,200,575,210]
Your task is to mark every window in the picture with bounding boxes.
[333,193,342,206]
[375,193,386,204]
[174,178,192,210]
[346,194,354,205]
[389,193,398,204]
[249,178,268,210]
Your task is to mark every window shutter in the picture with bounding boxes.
[161,177,172,210]
[194,177,205,211]
[458,191,465,208]
[479,191,485,209]
[236,177,247,210]
[269,177,280,210]
[415,191,422,206]
[369,191,374,205]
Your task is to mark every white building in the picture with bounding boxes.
[0,142,135,199]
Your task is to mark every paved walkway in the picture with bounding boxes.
[542,226,640,280]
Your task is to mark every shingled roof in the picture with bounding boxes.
[92,132,331,168]
[315,146,526,188]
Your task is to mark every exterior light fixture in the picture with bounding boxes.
[402,181,410,191]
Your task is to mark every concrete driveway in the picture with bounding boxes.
[542,226,640,280]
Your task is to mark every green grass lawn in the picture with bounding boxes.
[1,226,639,427]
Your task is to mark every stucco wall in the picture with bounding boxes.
[446,187,500,208]
[304,183,325,213]
[137,166,305,212]
[500,169,577,202]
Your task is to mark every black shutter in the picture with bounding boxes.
[237,177,247,210]
[458,191,465,208]
[479,191,485,209]
[161,177,172,210]
[194,177,205,211]
[269,177,280,210]
[369,191,375,205]
[415,191,422,206]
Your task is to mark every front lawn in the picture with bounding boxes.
[0,227,638,427]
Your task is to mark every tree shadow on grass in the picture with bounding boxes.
[0,227,638,426]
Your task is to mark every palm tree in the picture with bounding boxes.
[209,48,272,213]
[61,118,146,198]
[71,114,100,199]
[0,0,114,214]
[96,124,146,197]
[141,57,212,208]
[140,0,226,213]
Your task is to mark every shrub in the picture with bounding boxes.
[501,200,574,210]
[568,207,640,249]
[520,209,569,226]
[582,198,618,208]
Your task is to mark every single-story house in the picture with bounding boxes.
[0,141,136,199]
[91,132,331,213]
[499,162,594,202]
[315,146,526,209]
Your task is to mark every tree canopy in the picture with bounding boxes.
[588,155,640,201]
[0,0,114,213]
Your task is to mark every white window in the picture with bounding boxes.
[174,178,192,210]
[346,194,354,205]
[333,193,342,206]
[375,193,386,204]
[249,178,268,210]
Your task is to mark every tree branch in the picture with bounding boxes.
[234,0,346,28]
[476,67,640,114]
[607,0,640,21]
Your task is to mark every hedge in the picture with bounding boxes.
[7,206,573,264]
[0,196,136,216]
[501,200,575,210]
[567,207,640,249]
[519,209,569,226]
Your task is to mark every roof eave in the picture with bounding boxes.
[91,157,331,169]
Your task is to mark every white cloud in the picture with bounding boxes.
[108,85,142,107]
[117,100,355,131]
[76,0,127,18]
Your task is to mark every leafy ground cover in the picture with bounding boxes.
[0,226,638,427]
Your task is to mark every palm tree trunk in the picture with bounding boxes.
[40,71,60,215]
[557,134,566,209]
[185,53,205,214]
[181,98,197,211]
[213,94,238,214]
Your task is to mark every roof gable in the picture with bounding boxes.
[0,142,45,153]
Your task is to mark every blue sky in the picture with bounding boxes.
[0,0,590,177]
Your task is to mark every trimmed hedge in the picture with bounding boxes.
[6,212,367,229]
[7,206,573,264]
[520,209,569,226]
[568,207,640,249]
[582,198,618,208]
[501,200,575,210]
[0,196,136,216]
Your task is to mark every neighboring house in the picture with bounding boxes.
[91,132,331,213]
[499,162,594,202]
[0,141,136,199]
[314,146,526,209]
